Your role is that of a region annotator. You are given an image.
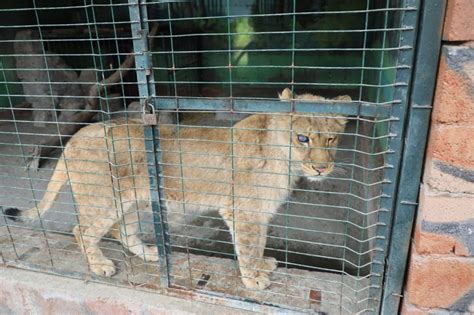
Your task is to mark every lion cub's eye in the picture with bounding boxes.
[297,134,310,144]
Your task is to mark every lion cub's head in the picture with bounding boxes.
[279,88,349,181]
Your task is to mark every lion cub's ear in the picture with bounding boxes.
[331,95,350,128]
[278,88,293,101]
[334,116,348,128]
[333,95,352,102]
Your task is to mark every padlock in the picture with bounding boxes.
[142,113,157,125]
[142,101,157,126]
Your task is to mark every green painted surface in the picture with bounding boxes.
[153,0,373,97]
[0,55,23,108]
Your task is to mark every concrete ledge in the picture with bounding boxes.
[0,266,255,315]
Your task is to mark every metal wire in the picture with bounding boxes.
[0,1,419,314]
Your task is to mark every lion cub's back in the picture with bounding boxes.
[64,119,145,166]
[62,120,148,206]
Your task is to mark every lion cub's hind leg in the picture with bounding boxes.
[220,207,275,290]
[73,218,117,277]
[109,208,159,262]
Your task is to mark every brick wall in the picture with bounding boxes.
[401,1,474,313]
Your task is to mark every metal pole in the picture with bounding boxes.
[128,0,170,288]
[381,1,447,313]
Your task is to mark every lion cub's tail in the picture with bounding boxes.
[3,156,68,222]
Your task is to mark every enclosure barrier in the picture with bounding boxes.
[0,1,439,314]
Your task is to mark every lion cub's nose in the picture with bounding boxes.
[311,164,327,174]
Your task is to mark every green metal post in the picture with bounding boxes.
[381,1,447,313]
[369,0,422,312]
[128,0,170,288]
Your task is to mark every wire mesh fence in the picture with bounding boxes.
[0,0,419,314]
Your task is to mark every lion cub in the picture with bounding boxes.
[6,89,348,290]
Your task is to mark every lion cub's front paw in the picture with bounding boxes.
[259,256,278,273]
[242,273,271,290]
[89,258,116,277]
[143,246,159,262]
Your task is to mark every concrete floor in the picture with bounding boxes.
[0,226,371,314]
[0,109,382,314]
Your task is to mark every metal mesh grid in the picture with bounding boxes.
[0,1,419,314]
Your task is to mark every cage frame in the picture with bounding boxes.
[381,1,447,313]
[127,0,446,313]
[0,0,447,313]
[129,0,375,312]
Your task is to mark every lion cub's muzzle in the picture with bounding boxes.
[301,163,334,178]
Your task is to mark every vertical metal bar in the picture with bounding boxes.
[340,0,370,310]
[369,0,421,312]
[128,0,170,287]
[0,63,22,260]
[283,0,297,300]
[30,0,72,269]
[225,0,238,276]
[381,1,447,314]
[363,0,392,311]
[83,0,132,278]
[165,2,193,288]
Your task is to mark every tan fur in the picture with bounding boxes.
[19,89,348,289]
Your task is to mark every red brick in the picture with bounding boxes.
[414,228,469,256]
[85,298,131,315]
[431,55,474,125]
[405,254,474,309]
[443,0,474,41]
[145,306,171,315]
[1,285,48,314]
[0,284,27,314]
[418,184,474,221]
[41,297,85,315]
[425,125,474,170]
[14,287,85,315]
